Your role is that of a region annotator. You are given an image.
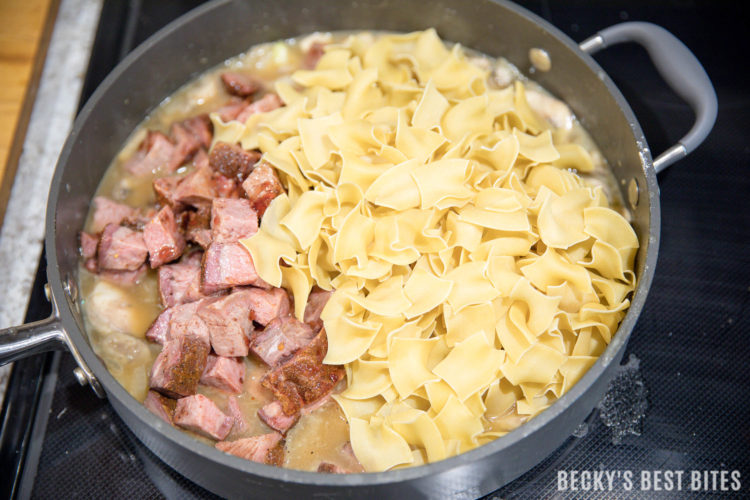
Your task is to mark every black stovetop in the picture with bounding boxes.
[1,1,749,498]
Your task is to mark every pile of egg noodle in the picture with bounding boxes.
[211,29,638,472]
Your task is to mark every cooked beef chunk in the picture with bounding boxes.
[215,433,284,465]
[209,142,261,180]
[258,400,299,434]
[261,330,343,416]
[250,316,315,367]
[91,196,137,233]
[146,307,172,344]
[198,290,255,357]
[180,115,213,149]
[97,224,148,271]
[221,72,262,97]
[168,300,211,345]
[210,198,258,244]
[303,289,332,332]
[153,176,182,208]
[124,131,177,176]
[241,162,284,218]
[149,334,210,398]
[317,462,348,474]
[173,164,217,207]
[144,206,186,268]
[235,93,283,123]
[144,390,177,424]
[185,205,212,248]
[303,42,326,69]
[80,232,99,259]
[200,354,246,393]
[174,394,233,440]
[216,97,251,122]
[158,251,218,307]
[99,264,147,286]
[226,395,247,432]
[170,123,202,168]
[84,258,98,273]
[243,287,290,326]
[201,242,262,293]
[214,173,241,200]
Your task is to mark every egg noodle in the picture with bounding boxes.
[210,29,638,472]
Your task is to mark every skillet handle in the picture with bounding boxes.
[580,22,717,173]
[0,315,67,365]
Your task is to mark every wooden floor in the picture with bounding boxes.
[0,0,59,226]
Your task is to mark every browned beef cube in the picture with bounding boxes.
[149,335,210,398]
[169,300,211,345]
[303,42,326,70]
[153,176,182,208]
[91,196,137,233]
[258,400,299,434]
[144,206,186,268]
[250,316,315,367]
[216,97,251,123]
[212,172,241,199]
[180,115,212,149]
[201,242,261,294]
[215,433,284,465]
[99,264,147,286]
[173,164,217,207]
[235,93,283,123]
[80,232,99,259]
[209,142,261,180]
[261,330,344,416]
[200,354,245,393]
[198,290,255,357]
[317,462,348,474]
[226,395,247,432]
[158,251,220,307]
[185,205,211,248]
[97,224,148,271]
[173,394,233,440]
[221,72,262,97]
[210,198,258,244]
[146,307,172,344]
[303,289,333,333]
[241,162,283,218]
[144,390,177,424]
[124,131,177,176]
[243,287,290,326]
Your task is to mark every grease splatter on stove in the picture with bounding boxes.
[597,354,648,444]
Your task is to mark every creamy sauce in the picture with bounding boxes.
[79,31,626,472]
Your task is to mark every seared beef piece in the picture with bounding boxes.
[221,72,262,97]
[197,289,256,357]
[173,394,233,440]
[80,232,99,259]
[91,196,137,233]
[303,42,326,69]
[146,307,172,344]
[317,462,348,474]
[212,171,241,199]
[99,264,147,286]
[250,316,315,367]
[226,396,247,432]
[192,148,210,170]
[210,198,258,244]
[258,400,299,434]
[209,142,262,181]
[261,330,344,416]
[97,224,148,271]
[201,242,262,294]
[149,334,210,398]
[235,93,283,123]
[242,162,284,218]
[170,123,202,169]
[303,289,332,333]
[144,206,186,268]
[168,300,211,345]
[144,390,177,424]
[158,251,222,307]
[243,287,290,326]
[124,131,177,176]
[173,164,217,207]
[200,354,246,394]
[215,433,284,465]
[153,176,182,208]
[216,97,251,122]
[180,115,213,149]
[185,205,212,248]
